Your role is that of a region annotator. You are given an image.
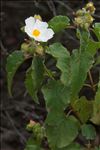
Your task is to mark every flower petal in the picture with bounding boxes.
[24,16,54,42]
[46,28,54,39]
[35,28,54,42]
[25,16,35,26]
[35,19,48,29]
[25,16,35,31]
[25,26,34,38]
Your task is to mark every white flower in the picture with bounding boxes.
[25,16,54,42]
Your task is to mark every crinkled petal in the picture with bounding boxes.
[25,16,35,26]
[25,26,34,38]
[34,28,54,42]
[35,19,48,29]
[46,28,54,39]
[40,28,54,42]
[25,16,35,31]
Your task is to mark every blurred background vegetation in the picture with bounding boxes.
[1,0,100,150]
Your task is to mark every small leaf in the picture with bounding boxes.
[95,55,100,66]
[42,80,78,148]
[25,144,40,150]
[45,110,64,126]
[77,29,90,51]
[91,85,100,125]
[42,80,70,111]
[81,124,96,140]
[6,51,25,96]
[24,136,43,150]
[77,29,100,55]
[46,116,79,148]
[47,42,94,101]
[95,146,100,150]
[25,56,44,102]
[93,23,100,41]
[47,43,70,85]
[70,30,96,100]
[25,68,38,101]
[44,64,55,80]
[70,50,93,100]
[58,142,83,150]
[86,40,100,56]
[72,97,93,123]
[48,15,70,33]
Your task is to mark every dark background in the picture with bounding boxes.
[1,0,100,150]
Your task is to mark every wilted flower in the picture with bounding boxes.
[25,16,54,42]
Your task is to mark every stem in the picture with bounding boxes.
[66,109,73,118]
[84,83,92,88]
[85,140,92,150]
[43,64,55,80]
[88,70,95,92]
[70,105,83,124]
[66,25,76,29]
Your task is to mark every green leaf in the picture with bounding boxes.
[86,40,100,56]
[6,51,25,96]
[25,68,37,101]
[42,80,79,148]
[70,50,93,100]
[47,43,70,85]
[46,116,79,148]
[24,136,43,150]
[91,85,100,125]
[77,29,90,51]
[70,30,97,100]
[25,56,44,102]
[95,146,100,150]
[48,15,70,33]
[47,42,94,101]
[42,80,70,111]
[25,144,41,150]
[72,97,93,123]
[93,23,100,41]
[77,29,100,55]
[58,143,83,150]
[95,55,100,66]
[45,109,65,126]
[44,64,55,80]
[81,124,96,140]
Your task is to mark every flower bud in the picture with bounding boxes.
[86,2,94,8]
[85,2,95,14]
[74,17,83,25]
[74,2,95,30]
[87,15,94,24]
[35,45,44,55]
[34,14,42,21]
[27,120,36,130]
[76,9,83,16]
[84,23,90,30]
[21,43,29,52]
[21,42,36,55]
[20,26,25,32]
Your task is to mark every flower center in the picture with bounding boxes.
[32,29,40,37]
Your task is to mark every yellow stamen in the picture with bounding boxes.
[32,29,40,37]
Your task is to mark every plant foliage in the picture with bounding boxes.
[6,3,100,150]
